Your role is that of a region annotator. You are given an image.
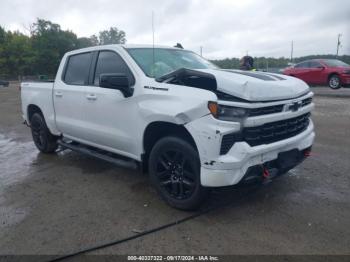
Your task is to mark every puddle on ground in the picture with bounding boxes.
[0,133,40,188]
[0,133,39,229]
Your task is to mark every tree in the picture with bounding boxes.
[89,35,99,46]
[97,27,126,45]
[0,26,6,44]
[0,30,35,77]
[0,19,128,78]
[76,37,96,48]
[30,19,78,75]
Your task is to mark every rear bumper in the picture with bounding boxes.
[199,120,315,187]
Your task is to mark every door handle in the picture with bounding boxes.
[55,91,63,97]
[86,94,97,101]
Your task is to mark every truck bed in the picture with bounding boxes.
[21,81,57,133]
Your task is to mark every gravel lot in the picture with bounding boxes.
[0,84,349,260]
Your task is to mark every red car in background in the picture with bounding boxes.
[283,59,350,89]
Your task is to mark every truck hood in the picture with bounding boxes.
[197,69,310,101]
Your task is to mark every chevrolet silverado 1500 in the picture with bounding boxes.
[21,44,315,209]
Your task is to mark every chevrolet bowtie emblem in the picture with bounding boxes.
[289,101,302,112]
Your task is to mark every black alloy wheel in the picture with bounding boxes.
[30,113,58,153]
[156,149,196,200]
[149,136,208,210]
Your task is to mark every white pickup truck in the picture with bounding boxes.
[21,44,315,209]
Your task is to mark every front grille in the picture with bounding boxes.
[243,113,310,146]
[248,105,284,117]
[249,97,312,117]
[219,113,311,155]
[302,97,312,107]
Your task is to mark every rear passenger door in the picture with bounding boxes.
[79,50,137,155]
[54,52,92,139]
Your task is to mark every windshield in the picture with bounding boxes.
[322,59,349,67]
[126,48,218,78]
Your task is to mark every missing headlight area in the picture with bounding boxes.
[156,68,218,92]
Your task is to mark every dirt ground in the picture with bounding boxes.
[0,84,349,260]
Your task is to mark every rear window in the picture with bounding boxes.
[323,59,349,67]
[64,52,92,85]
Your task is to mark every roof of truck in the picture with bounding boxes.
[122,44,180,49]
[65,44,183,56]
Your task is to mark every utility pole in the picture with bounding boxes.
[200,46,203,56]
[151,11,155,73]
[290,40,294,63]
[336,34,342,57]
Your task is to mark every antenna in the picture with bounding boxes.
[152,11,155,76]
[290,40,294,63]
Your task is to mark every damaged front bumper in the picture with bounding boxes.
[186,114,315,187]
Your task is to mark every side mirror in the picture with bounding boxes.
[317,66,325,70]
[99,73,133,97]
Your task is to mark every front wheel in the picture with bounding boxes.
[148,136,208,210]
[30,113,58,153]
[328,75,341,89]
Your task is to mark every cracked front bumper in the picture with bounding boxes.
[186,114,315,187]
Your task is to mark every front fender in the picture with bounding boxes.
[137,86,217,125]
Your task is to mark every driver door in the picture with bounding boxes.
[305,61,325,85]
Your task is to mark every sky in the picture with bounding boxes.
[0,0,349,59]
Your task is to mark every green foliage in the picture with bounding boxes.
[0,30,35,77]
[95,27,126,45]
[0,26,6,44]
[0,19,127,78]
[30,19,78,75]
[76,37,95,49]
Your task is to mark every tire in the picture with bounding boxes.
[148,136,208,210]
[30,112,58,153]
[328,74,341,89]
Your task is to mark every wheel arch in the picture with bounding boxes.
[27,104,43,125]
[142,121,198,172]
[328,72,340,80]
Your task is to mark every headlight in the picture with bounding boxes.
[208,102,248,121]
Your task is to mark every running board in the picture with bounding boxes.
[57,140,138,170]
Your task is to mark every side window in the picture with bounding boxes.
[94,51,133,86]
[64,52,91,85]
[295,62,309,68]
[309,61,322,68]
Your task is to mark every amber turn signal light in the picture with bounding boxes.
[208,101,218,117]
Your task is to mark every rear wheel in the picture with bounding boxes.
[30,113,58,153]
[149,136,208,210]
[328,74,341,89]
